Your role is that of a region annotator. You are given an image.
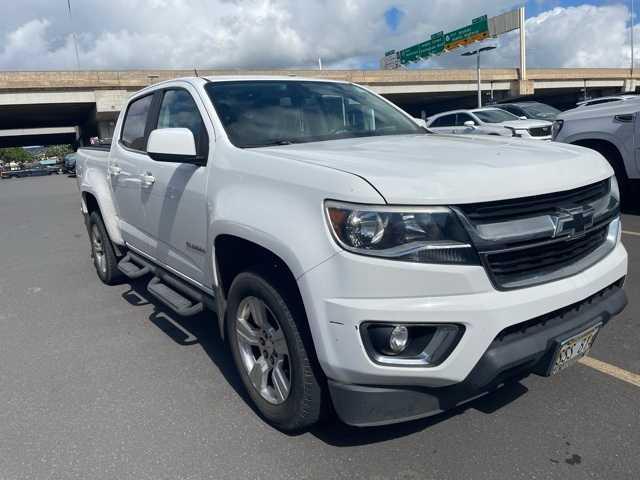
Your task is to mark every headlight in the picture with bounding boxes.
[610,175,620,203]
[505,127,525,138]
[552,120,564,140]
[325,201,480,265]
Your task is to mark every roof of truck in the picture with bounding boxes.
[576,95,638,106]
[559,97,640,120]
[203,75,350,84]
[133,75,353,98]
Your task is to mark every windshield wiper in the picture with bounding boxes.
[243,139,300,148]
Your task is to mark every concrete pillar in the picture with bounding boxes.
[510,80,535,97]
[624,78,638,93]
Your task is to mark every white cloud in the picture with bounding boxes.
[0,1,634,71]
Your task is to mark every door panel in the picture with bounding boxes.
[137,159,208,284]
[138,87,210,286]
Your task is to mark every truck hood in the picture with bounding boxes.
[253,134,612,205]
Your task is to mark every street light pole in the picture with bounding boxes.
[462,46,497,109]
[477,51,482,108]
[632,0,635,75]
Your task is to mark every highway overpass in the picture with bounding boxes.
[0,68,638,146]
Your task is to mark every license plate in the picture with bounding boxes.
[548,324,601,376]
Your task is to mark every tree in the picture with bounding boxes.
[0,147,32,164]
[44,144,73,160]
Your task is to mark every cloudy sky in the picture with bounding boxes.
[0,0,635,71]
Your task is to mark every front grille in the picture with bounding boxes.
[528,126,552,137]
[459,180,609,224]
[485,225,609,288]
[457,179,617,290]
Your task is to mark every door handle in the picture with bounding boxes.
[109,165,122,176]
[141,172,156,187]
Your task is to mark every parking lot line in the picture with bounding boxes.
[579,356,640,388]
[623,230,640,237]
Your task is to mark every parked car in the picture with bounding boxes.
[76,76,626,430]
[496,101,561,121]
[426,108,553,140]
[28,165,51,177]
[63,153,78,175]
[1,167,29,179]
[553,99,640,203]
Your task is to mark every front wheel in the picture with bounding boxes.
[226,271,326,432]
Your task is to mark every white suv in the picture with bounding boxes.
[427,107,553,140]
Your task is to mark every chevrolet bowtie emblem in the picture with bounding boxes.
[552,207,595,239]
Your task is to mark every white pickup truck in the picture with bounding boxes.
[76,76,627,430]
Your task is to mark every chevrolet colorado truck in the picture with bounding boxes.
[76,76,627,431]
[553,98,640,203]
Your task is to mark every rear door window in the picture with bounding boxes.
[121,94,154,151]
[431,114,456,127]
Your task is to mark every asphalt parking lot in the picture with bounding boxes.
[0,175,638,480]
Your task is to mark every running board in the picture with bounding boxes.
[117,250,216,316]
[118,253,151,279]
[147,276,204,316]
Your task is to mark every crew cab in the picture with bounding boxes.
[426,108,553,140]
[76,76,627,430]
[553,98,640,203]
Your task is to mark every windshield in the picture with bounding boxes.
[473,109,520,124]
[205,81,424,148]
[521,103,561,120]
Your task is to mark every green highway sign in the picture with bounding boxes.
[444,15,489,51]
[396,15,490,66]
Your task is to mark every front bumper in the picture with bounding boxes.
[328,281,626,426]
[298,242,627,388]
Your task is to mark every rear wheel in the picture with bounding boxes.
[88,211,122,285]
[226,270,326,432]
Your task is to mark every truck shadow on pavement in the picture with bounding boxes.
[119,278,530,446]
[120,279,254,406]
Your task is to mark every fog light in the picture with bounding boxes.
[361,323,464,367]
[389,325,409,353]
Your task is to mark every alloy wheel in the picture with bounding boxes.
[235,296,292,405]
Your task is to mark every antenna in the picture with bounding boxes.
[66,0,81,70]
[194,67,200,77]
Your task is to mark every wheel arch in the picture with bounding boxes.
[213,233,310,344]
[80,186,124,246]
[570,138,628,181]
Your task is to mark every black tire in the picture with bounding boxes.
[88,211,122,285]
[601,149,632,207]
[575,141,633,208]
[226,270,326,432]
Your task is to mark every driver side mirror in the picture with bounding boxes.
[147,128,200,164]
[519,116,528,120]
[464,120,477,128]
